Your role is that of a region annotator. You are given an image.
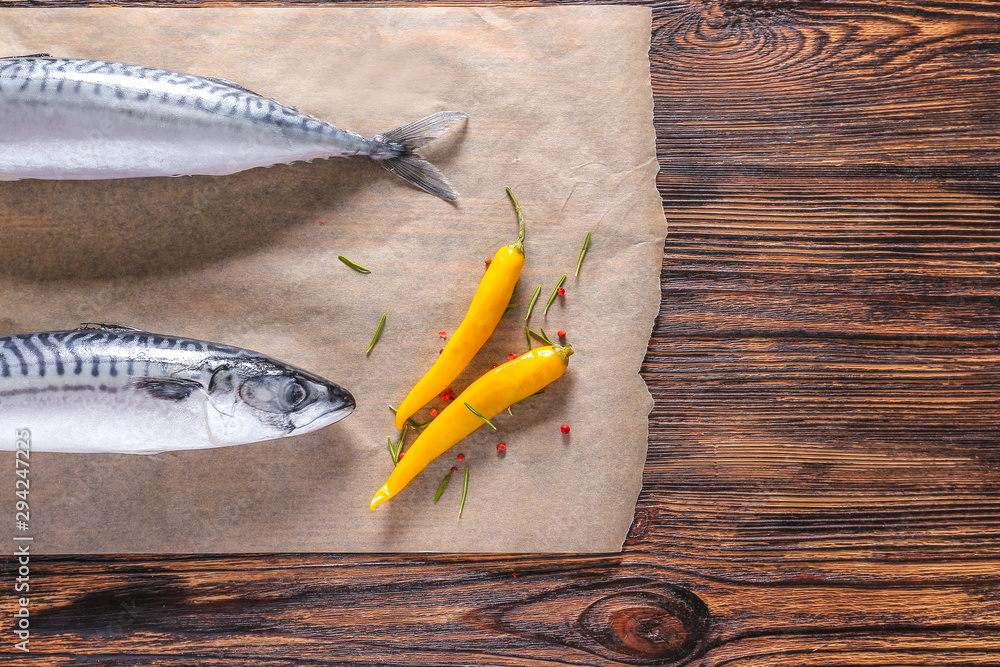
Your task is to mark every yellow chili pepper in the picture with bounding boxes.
[394,188,527,430]
[371,344,574,510]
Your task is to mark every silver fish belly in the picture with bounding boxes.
[0,325,355,454]
[0,56,466,200]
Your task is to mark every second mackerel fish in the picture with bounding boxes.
[0,55,467,200]
[0,324,355,454]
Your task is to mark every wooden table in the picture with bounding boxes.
[9,1,999,664]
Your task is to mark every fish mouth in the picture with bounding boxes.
[300,385,355,429]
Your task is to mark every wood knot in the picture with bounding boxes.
[580,588,710,665]
[466,576,709,666]
[624,504,654,546]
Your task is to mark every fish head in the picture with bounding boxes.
[194,357,355,446]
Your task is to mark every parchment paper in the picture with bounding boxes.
[0,7,664,553]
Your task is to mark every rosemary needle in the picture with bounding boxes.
[459,467,470,518]
[524,284,542,320]
[338,255,371,273]
[366,313,386,355]
[543,274,567,316]
[434,468,456,502]
[464,402,497,430]
[527,328,553,346]
[575,231,591,277]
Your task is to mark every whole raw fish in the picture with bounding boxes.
[0,324,355,453]
[0,55,467,200]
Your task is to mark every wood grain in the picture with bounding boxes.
[3,0,1000,665]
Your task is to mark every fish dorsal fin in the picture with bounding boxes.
[76,322,144,333]
[202,75,264,97]
[1,53,52,60]
[130,377,203,401]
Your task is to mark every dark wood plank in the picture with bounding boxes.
[3,0,1000,665]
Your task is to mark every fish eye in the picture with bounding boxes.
[240,375,311,413]
[282,377,307,408]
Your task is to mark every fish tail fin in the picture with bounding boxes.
[370,111,468,201]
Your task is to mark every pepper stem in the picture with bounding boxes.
[555,344,575,363]
[505,186,526,254]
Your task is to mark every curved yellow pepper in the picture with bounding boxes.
[394,189,527,430]
[372,344,574,510]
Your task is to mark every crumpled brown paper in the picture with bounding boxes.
[0,6,665,553]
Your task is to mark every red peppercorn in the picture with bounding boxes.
[491,364,497,369]
[560,424,571,434]
[439,331,447,338]
[439,348,443,354]
[457,453,465,463]
[496,442,506,452]
[557,286,565,296]
[507,352,517,361]
[429,408,438,418]
[451,466,458,472]
[557,329,567,338]
[441,388,456,401]
[398,451,406,459]
[485,257,492,266]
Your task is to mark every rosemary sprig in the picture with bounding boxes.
[575,231,591,276]
[464,402,497,430]
[434,468,456,502]
[543,274,567,315]
[525,325,532,352]
[459,467,470,518]
[387,405,429,430]
[537,327,555,346]
[386,423,409,465]
[338,255,371,273]
[365,313,386,355]
[524,284,542,320]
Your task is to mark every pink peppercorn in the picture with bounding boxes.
[457,453,466,463]
[557,287,565,296]
[507,352,517,361]
[560,424,571,434]
[557,329,567,338]
[497,443,506,452]
[429,408,438,418]
[451,466,458,472]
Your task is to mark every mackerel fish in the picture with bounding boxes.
[0,55,467,200]
[0,324,355,453]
